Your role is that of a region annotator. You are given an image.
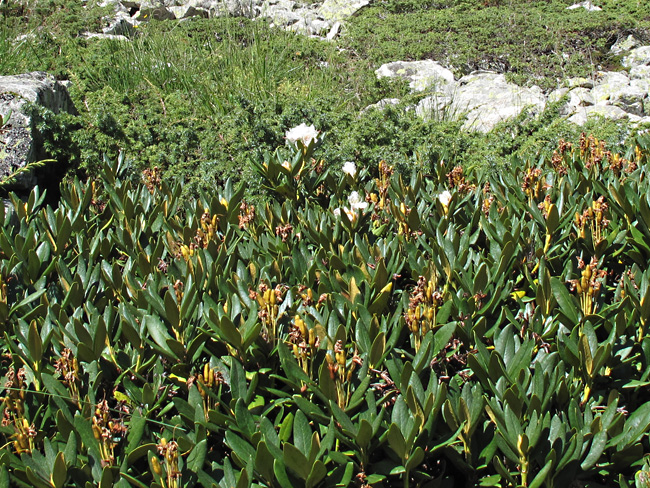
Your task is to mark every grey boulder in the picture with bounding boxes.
[0,72,76,190]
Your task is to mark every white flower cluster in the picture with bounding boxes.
[342,161,357,178]
[438,190,452,207]
[285,123,319,147]
[334,191,368,221]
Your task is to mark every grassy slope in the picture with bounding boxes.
[0,0,648,196]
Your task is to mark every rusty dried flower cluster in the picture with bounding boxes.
[522,167,544,201]
[569,256,607,315]
[250,281,285,345]
[53,348,81,406]
[275,222,294,242]
[142,166,163,193]
[406,276,444,350]
[481,182,495,216]
[289,315,320,381]
[92,399,128,467]
[152,438,181,488]
[197,363,224,417]
[446,165,475,194]
[2,367,36,454]
[574,196,609,244]
[177,209,221,260]
[326,339,362,409]
[238,201,255,230]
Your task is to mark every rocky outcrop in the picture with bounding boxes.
[94,0,369,39]
[548,44,650,127]
[376,62,546,132]
[374,38,650,132]
[0,72,77,190]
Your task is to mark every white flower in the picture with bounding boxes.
[438,190,452,208]
[285,123,319,146]
[333,207,356,221]
[342,161,357,177]
[282,160,292,170]
[348,191,368,211]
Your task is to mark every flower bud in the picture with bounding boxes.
[151,456,163,476]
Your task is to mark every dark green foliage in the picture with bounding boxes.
[2,132,650,486]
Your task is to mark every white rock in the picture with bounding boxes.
[326,21,341,41]
[610,35,640,55]
[83,32,131,41]
[103,16,137,36]
[568,105,637,126]
[453,73,546,132]
[591,71,631,103]
[0,72,77,190]
[319,0,369,22]
[560,87,595,116]
[310,19,331,36]
[623,46,650,68]
[375,60,455,92]
[630,65,650,80]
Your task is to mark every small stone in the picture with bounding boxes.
[168,6,209,19]
[326,21,341,41]
[566,1,602,11]
[566,77,594,89]
[362,98,401,113]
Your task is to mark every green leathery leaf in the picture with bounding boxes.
[284,442,311,480]
[187,439,207,473]
[473,262,488,295]
[255,440,275,483]
[369,331,386,368]
[306,460,326,488]
[144,314,177,359]
[581,429,607,470]
[235,398,256,441]
[127,443,156,465]
[51,452,67,488]
[99,466,115,488]
[331,401,356,437]
[274,458,292,487]
[580,332,594,376]
[28,320,42,363]
[164,290,180,330]
[529,456,554,488]
[293,410,312,454]
[337,462,355,486]
[226,431,255,467]
[347,376,370,411]
[387,423,407,460]
[236,468,250,488]
[63,432,77,467]
[356,419,373,449]
[0,467,8,488]
[550,277,580,325]
[405,446,424,472]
